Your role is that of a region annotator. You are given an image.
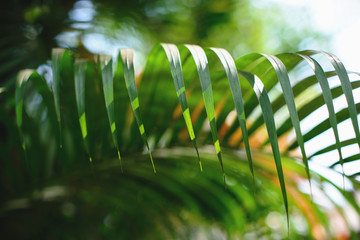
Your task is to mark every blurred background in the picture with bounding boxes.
[2,0,360,84]
[3,0,359,87]
[1,0,360,239]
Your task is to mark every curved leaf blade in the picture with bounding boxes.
[301,50,360,149]
[209,47,254,185]
[296,53,344,177]
[74,60,92,163]
[120,49,156,173]
[261,53,311,189]
[100,55,123,170]
[160,43,202,171]
[239,71,289,228]
[184,44,226,187]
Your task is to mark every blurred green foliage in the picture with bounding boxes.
[0,0,328,86]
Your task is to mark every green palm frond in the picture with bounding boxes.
[7,43,360,238]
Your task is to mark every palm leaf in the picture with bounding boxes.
[235,53,311,191]
[74,60,92,162]
[99,55,123,170]
[207,47,254,186]
[260,54,310,187]
[238,71,289,227]
[119,49,156,173]
[183,44,226,187]
[301,50,360,149]
[295,53,344,179]
[160,43,202,171]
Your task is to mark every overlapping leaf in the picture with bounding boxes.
[160,43,202,171]
[207,48,254,185]
[295,53,344,176]
[183,44,226,186]
[301,50,360,149]
[238,71,289,226]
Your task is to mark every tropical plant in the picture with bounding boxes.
[1,43,360,239]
